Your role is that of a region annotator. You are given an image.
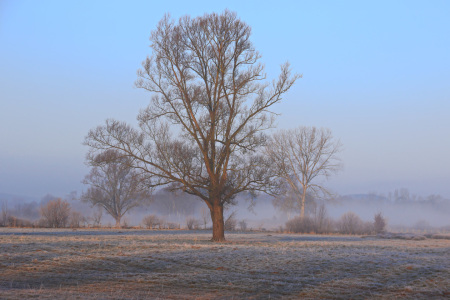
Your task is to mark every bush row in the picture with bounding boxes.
[284,210,387,235]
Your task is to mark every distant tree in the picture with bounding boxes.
[13,201,40,221]
[238,219,248,231]
[1,200,9,227]
[69,211,83,228]
[272,189,316,219]
[84,11,299,241]
[7,216,32,228]
[149,190,202,217]
[425,194,443,204]
[224,211,237,231]
[200,206,209,229]
[393,188,410,203]
[166,222,179,229]
[91,207,103,227]
[311,202,332,233]
[40,194,59,206]
[81,150,152,228]
[267,126,342,218]
[186,217,200,230]
[40,198,71,228]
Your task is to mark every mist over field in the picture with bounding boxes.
[2,188,449,231]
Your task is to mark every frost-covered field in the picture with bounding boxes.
[1,229,449,299]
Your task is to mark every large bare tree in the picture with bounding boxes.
[81,150,152,228]
[267,126,342,218]
[85,11,299,241]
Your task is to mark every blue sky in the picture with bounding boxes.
[1,0,449,198]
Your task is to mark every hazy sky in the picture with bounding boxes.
[1,0,449,199]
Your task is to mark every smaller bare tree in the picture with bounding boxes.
[200,206,209,229]
[267,126,342,218]
[40,198,71,228]
[81,150,152,228]
[238,220,248,231]
[311,202,332,233]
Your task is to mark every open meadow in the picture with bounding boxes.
[0,228,449,299]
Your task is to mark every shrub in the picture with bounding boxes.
[362,221,374,234]
[284,202,335,234]
[338,212,361,234]
[167,222,179,229]
[7,216,33,227]
[143,215,162,229]
[40,198,71,228]
[37,218,48,228]
[373,212,387,233]
[338,212,373,235]
[186,217,200,230]
[286,216,315,233]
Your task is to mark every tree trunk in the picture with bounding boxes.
[300,188,307,218]
[210,203,225,242]
[115,217,121,228]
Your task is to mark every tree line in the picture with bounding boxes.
[1,194,388,235]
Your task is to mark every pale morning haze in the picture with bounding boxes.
[1,0,449,198]
[1,2,450,298]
